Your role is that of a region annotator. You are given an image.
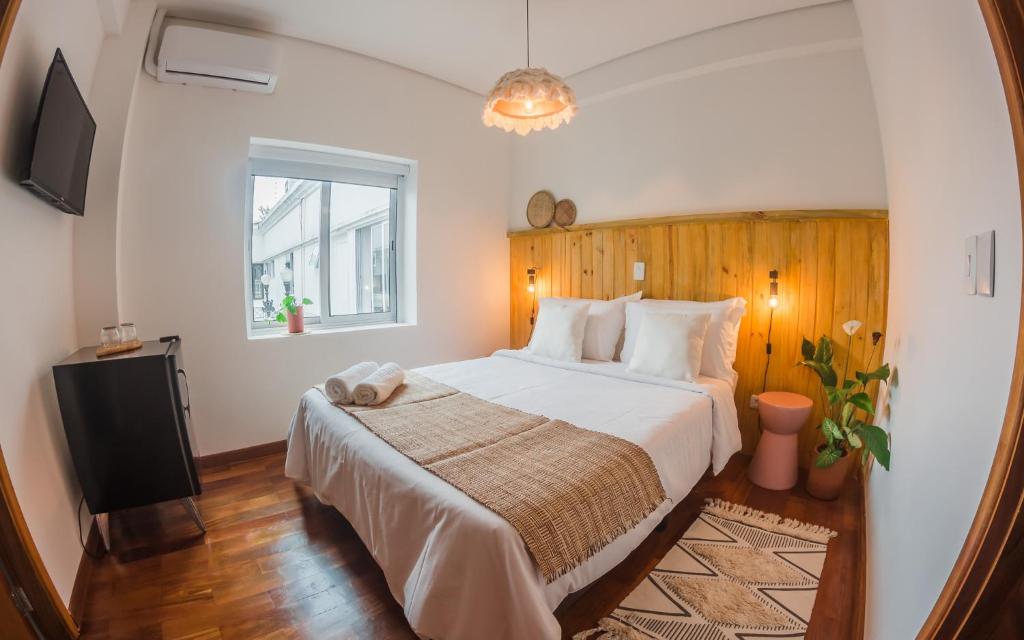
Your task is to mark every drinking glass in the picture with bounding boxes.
[100,326,119,346]
[118,322,137,343]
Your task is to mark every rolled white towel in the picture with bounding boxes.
[324,361,379,404]
[352,362,406,406]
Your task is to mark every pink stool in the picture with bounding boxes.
[749,391,813,490]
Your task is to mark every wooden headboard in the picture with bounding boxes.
[508,210,889,467]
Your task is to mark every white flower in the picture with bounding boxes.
[842,320,863,336]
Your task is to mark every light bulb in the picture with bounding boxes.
[524,98,534,113]
[527,283,535,293]
[768,295,779,309]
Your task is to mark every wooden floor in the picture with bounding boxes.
[78,452,863,640]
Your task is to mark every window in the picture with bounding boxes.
[246,149,405,332]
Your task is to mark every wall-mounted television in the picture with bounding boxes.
[21,49,96,216]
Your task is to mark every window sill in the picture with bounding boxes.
[247,322,414,341]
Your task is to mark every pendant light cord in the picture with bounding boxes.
[526,0,531,68]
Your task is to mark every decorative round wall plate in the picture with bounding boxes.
[527,190,556,228]
[554,199,577,227]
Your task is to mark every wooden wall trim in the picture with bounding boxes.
[507,209,888,238]
[0,0,20,68]
[509,213,889,467]
[918,0,1024,637]
[0,446,78,639]
[196,440,288,471]
[67,523,100,626]
[855,470,868,640]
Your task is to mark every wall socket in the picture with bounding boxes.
[749,394,759,409]
[633,261,645,281]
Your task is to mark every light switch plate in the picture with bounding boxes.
[964,235,978,295]
[633,261,645,281]
[978,230,995,297]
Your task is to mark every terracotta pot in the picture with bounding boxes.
[806,445,854,500]
[286,306,304,333]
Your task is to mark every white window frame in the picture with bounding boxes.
[244,153,406,335]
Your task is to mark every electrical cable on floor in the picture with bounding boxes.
[758,306,775,433]
[77,495,103,560]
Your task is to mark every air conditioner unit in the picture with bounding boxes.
[156,24,278,94]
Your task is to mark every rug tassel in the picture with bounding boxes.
[573,618,648,640]
[703,498,838,543]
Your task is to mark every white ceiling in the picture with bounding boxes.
[159,0,839,94]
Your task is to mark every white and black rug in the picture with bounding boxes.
[575,499,837,640]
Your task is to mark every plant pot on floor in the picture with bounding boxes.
[287,306,304,333]
[806,445,854,500]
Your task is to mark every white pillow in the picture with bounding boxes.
[621,297,746,380]
[528,299,591,362]
[627,312,711,381]
[547,291,641,361]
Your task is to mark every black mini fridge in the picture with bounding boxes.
[52,338,205,548]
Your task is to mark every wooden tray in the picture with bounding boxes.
[527,190,556,228]
[554,198,577,227]
[96,339,143,358]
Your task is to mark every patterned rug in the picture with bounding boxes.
[574,499,837,640]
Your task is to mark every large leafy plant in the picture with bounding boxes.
[274,294,312,324]
[799,322,891,470]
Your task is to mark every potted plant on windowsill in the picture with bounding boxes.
[275,295,313,334]
[798,321,891,500]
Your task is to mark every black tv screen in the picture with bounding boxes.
[21,49,96,216]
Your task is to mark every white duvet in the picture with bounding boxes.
[285,349,741,640]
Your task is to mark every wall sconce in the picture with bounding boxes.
[527,267,538,326]
[768,269,779,309]
[762,269,779,397]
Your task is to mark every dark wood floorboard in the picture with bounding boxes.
[77,452,861,640]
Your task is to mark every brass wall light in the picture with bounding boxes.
[527,267,538,326]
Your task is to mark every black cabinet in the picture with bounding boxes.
[52,339,203,533]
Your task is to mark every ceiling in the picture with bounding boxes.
[159,0,839,94]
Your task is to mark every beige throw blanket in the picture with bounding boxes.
[317,372,667,582]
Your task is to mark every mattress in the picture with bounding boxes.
[285,349,741,640]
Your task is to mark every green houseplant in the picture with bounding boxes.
[798,320,891,499]
[274,295,313,333]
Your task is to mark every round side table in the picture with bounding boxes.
[748,391,813,490]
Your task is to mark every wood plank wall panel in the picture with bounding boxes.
[508,212,889,467]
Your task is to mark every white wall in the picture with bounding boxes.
[0,0,106,603]
[116,24,512,455]
[74,0,156,345]
[853,1,1022,638]
[509,2,887,229]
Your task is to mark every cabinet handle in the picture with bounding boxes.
[177,368,192,415]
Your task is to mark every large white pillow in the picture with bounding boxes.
[547,291,641,361]
[528,299,591,362]
[621,297,746,380]
[627,312,711,381]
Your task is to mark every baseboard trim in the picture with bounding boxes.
[68,520,102,625]
[854,467,868,640]
[196,440,287,471]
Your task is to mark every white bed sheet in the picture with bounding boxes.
[285,350,741,640]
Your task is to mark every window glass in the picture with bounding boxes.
[247,148,405,332]
[328,182,393,317]
[250,177,321,324]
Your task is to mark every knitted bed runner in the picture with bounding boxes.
[317,372,667,582]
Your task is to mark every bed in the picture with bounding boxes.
[285,349,741,640]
